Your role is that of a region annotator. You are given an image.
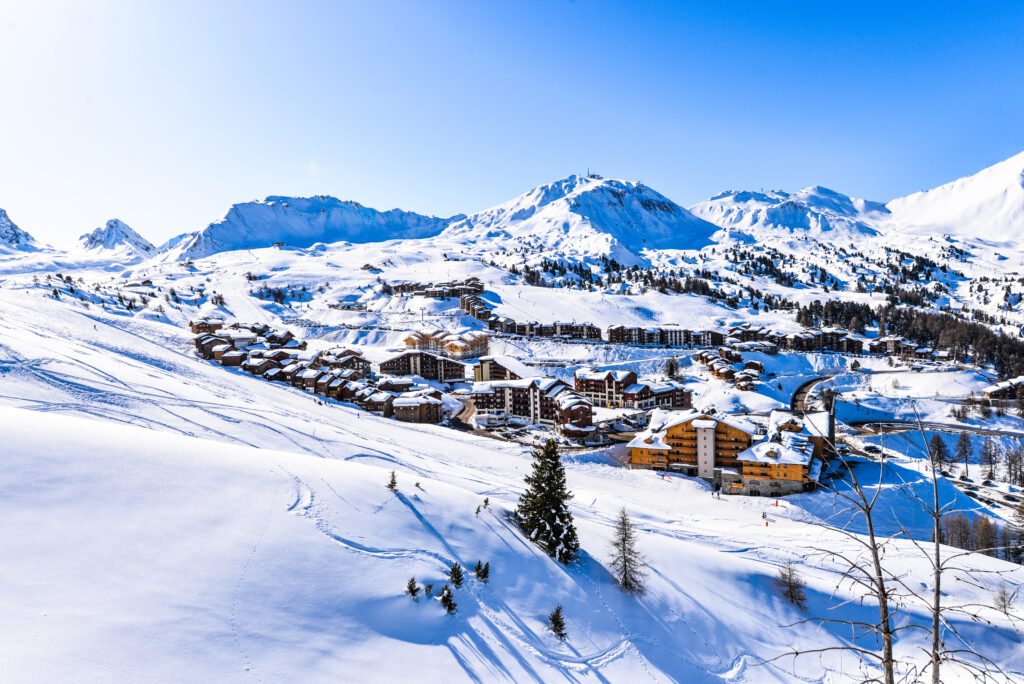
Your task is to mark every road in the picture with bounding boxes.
[791,375,834,412]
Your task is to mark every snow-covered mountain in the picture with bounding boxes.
[162,195,462,261]
[440,175,718,265]
[0,208,42,254]
[887,150,1024,243]
[78,219,155,257]
[690,186,888,242]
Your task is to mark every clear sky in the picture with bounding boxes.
[2,1,1023,246]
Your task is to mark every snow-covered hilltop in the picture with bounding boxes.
[78,218,155,257]
[440,175,718,265]
[0,208,42,254]
[887,149,1024,243]
[690,185,888,242]
[162,195,463,261]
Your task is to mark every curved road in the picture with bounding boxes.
[790,375,833,412]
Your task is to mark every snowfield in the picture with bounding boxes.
[1,284,1022,683]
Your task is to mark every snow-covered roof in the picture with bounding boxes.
[478,355,540,378]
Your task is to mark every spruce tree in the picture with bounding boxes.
[480,562,490,581]
[955,432,972,479]
[548,605,567,640]
[439,584,457,614]
[424,583,434,597]
[515,439,580,564]
[609,508,647,593]
[406,577,420,599]
[449,562,464,588]
[387,470,397,491]
[473,560,483,578]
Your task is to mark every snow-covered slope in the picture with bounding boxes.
[887,150,1024,243]
[163,195,463,261]
[78,218,155,257]
[691,186,888,242]
[0,208,43,254]
[441,175,718,265]
[1,288,1020,682]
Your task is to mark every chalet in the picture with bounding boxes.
[621,380,692,410]
[376,377,415,393]
[211,343,236,361]
[403,328,489,359]
[189,318,225,334]
[265,329,295,347]
[294,367,326,390]
[378,351,467,382]
[983,376,1024,400]
[361,391,395,417]
[220,350,246,367]
[263,367,286,382]
[242,356,279,376]
[280,361,308,383]
[573,368,638,408]
[194,334,229,359]
[314,348,371,376]
[474,355,539,382]
[469,377,593,437]
[393,392,444,423]
[627,410,761,478]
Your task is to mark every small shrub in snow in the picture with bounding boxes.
[439,585,457,614]
[548,605,567,640]
[423,583,433,598]
[386,471,397,492]
[406,577,419,599]
[775,561,808,610]
[449,562,464,588]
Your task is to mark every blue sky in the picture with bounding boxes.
[2,1,1023,245]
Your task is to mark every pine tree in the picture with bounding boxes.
[548,605,567,640]
[663,357,679,379]
[608,508,646,593]
[406,577,420,599]
[387,470,397,491]
[439,584,457,614]
[424,583,434,597]
[928,434,949,470]
[473,560,483,578]
[775,561,808,610]
[515,439,580,564]
[449,562,464,588]
[480,562,490,581]
[955,432,972,479]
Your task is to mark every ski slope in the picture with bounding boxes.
[1,281,1022,683]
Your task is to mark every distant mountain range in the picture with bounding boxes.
[3,150,1024,261]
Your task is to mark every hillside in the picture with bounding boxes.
[1,288,1021,682]
[887,150,1024,243]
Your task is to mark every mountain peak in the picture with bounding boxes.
[79,219,155,255]
[0,208,41,253]
[161,194,463,261]
[691,185,885,240]
[440,175,718,264]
